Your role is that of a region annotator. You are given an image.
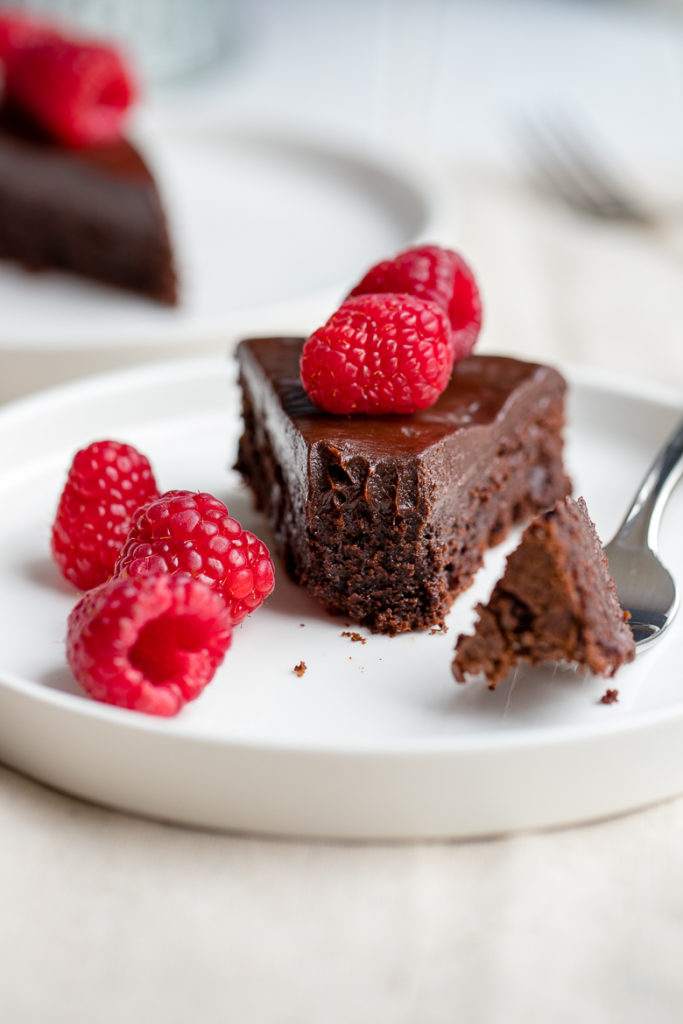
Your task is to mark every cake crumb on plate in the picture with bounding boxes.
[341,631,366,644]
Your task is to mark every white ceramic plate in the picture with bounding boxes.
[0,357,681,840]
[0,120,441,401]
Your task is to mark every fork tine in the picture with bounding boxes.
[543,118,648,219]
[520,122,609,218]
[519,116,654,225]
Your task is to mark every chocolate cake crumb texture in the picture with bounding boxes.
[235,337,571,635]
[453,496,636,686]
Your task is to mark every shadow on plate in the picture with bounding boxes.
[261,568,343,628]
[39,665,83,699]
[24,556,75,597]
[427,661,607,722]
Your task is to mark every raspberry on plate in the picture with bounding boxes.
[66,573,232,716]
[300,292,454,415]
[2,33,136,147]
[51,439,159,592]
[347,244,482,363]
[114,490,275,625]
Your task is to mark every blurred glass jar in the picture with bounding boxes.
[6,0,239,81]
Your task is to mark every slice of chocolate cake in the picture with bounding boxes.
[453,496,636,684]
[235,337,571,634]
[0,108,177,304]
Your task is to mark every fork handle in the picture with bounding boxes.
[613,413,683,551]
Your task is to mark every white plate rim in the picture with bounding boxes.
[1,354,683,839]
[0,352,681,764]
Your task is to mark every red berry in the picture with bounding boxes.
[300,293,453,415]
[348,244,482,362]
[66,573,232,716]
[114,490,275,625]
[0,12,55,62]
[3,35,136,147]
[51,440,159,592]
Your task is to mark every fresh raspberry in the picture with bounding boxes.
[66,573,232,716]
[3,34,136,147]
[347,244,482,363]
[0,11,55,62]
[300,293,453,415]
[51,440,159,592]
[114,490,275,625]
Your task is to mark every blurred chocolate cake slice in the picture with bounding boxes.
[0,108,177,303]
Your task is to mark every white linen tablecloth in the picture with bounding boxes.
[1,765,682,1024]
[2,156,682,1022]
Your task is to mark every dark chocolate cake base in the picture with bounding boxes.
[0,108,177,304]
[453,496,636,684]
[235,337,571,634]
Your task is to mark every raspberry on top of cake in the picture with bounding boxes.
[236,245,572,634]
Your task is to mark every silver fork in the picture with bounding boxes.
[603,414,683,648]
[520,116,658,227]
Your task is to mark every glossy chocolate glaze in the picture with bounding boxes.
[238,336,564,464]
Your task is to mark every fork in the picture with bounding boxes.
[603,413,683,648]
[519,115,658,227]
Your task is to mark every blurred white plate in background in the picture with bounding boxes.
[0,119,442,401]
